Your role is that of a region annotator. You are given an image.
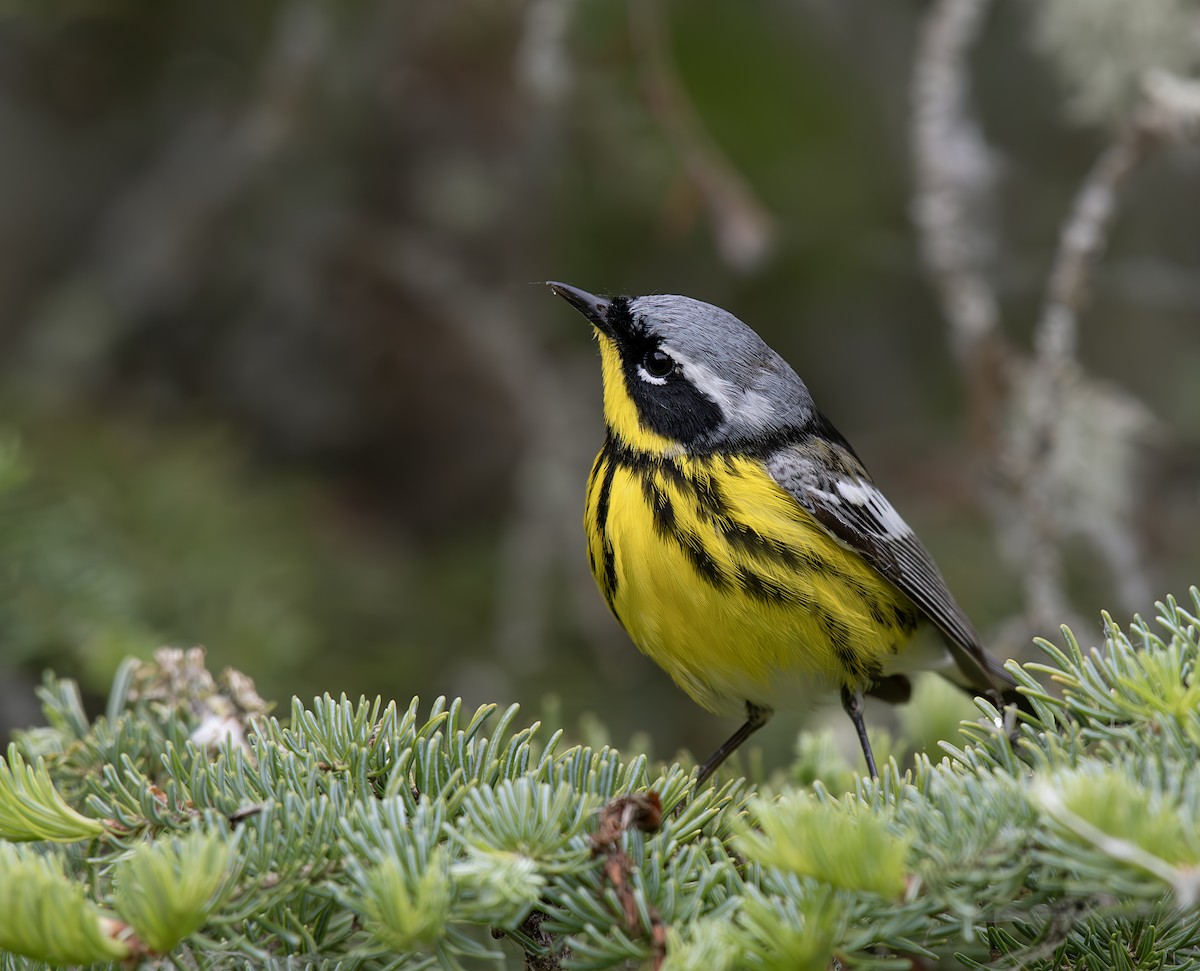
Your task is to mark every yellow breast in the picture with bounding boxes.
[585,441,923,716]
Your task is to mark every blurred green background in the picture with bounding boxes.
[0,0,1197,771]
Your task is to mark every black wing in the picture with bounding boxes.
[763,421,1013,696]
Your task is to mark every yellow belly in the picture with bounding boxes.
[585,445,926,716]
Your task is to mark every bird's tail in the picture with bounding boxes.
[933,636,1037,717]
[960,651,1036,717]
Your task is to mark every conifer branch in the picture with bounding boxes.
[3,592,1200,968]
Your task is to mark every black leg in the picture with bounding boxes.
[694,702,772,787]
[840,686,878,779]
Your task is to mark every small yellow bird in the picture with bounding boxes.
[549,282,1023,783]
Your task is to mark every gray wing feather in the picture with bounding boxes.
[765,439,1006,693]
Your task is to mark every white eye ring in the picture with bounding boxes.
[636,365,668,386]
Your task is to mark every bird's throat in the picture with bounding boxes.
[595,333,679,457]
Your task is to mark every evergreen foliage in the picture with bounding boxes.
[3,592,1200,968]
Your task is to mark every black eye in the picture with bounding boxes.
[644,349,674,378]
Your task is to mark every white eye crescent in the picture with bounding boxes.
[636,365,668,386]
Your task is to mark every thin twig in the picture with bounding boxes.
[629,0,775,271]
[910,0,1171,633]
[1015,105,1162,626]
[372,233,608,678]
[517,0,577,107]
[1027,72,1200,619]
[1036,118,1156,368]
[492,0,626,674]
[910,0,1013,470]
[13,0,332,399]
[97,0,330,312]
[910,0,1001,358]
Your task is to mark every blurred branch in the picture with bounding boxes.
[1038,68,1200,367]
[1142,70,1200,136]
[97,0,329,312]
[1010,99,1152,629]
[370,232,610,684]
[628,0,775,271]
[910,0,1001,360]
[909,0,1172,639]
[1012,71,1200,624]
[1036,108,1155,370]
[517,0,577,108]
[1029,0,1200,127]
[16,0,332,399]
[508,0,626,675]
[910,0,1012,472]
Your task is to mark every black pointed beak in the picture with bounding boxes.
[546,281,612,330]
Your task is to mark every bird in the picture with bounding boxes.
[547,281,1025,785]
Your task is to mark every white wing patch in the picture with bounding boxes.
[835,479,914,540]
